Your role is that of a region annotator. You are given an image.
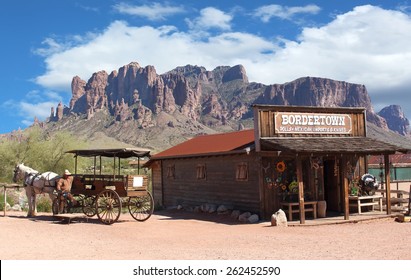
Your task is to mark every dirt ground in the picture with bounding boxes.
[0,210,410,260]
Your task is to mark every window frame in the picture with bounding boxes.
[236,162,248,181]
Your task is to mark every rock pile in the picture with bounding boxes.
[175,203,260,223]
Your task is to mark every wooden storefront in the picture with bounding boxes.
[147,105,409,224]
[254,105,408,223]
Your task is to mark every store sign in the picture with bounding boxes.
[274,112,352,134]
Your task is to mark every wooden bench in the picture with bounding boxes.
[349,195,383,214]
[280,201,318,221]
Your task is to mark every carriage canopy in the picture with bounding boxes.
[65,148,151,158]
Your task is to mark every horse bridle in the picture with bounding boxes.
[13,166,38,186]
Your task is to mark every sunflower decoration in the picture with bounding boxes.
[280,183,287,191]
[276,161,287,173]
[288,180,298,193]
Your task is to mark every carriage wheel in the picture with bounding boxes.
[128,192,154,222]
[81,195,96,217]
[96,189,122,225]
[52,197,68,214]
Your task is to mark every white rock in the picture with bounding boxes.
[231,210,241,219]
[217,205,227,213]
[208,204,217,213]
[248,214,259,223]
[12,204,22,211]
[271,209,288,227]
[238,212,251,222]
[200,204,209,212]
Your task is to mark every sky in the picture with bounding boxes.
[1,0,411,134]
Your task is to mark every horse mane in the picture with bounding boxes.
[18,163,39,175]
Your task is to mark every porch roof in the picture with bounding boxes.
[260,137,408,155]
[150,129,255,160]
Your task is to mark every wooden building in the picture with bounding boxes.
[146,105,409,223]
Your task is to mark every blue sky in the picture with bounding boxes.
[1,0,411,134]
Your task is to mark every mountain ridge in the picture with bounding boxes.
[37,62,411,152]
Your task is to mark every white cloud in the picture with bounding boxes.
[3,90,63,127]
[262,5,411,90]
[34,20,273,91]
[254,4,321,22]
[186,7,233,31]
[20,101,58,125]
[113,2,185,21]
[33,5,411,118]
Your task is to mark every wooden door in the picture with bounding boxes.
[323,159,341,212]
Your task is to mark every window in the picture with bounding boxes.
[166,164,175,179]
[196,164,206,180]
[236,162,248,181]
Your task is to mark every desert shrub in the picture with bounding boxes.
[36,194,53,213]
[0,193,15,211]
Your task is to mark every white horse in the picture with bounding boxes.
[13,163,60,217]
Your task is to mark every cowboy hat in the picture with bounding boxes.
[64,169,71,176]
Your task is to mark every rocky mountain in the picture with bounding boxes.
[41,62,409,152]
[378,105,410,136]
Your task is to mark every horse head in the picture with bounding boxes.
[13,163,24,183]
[13,163,37,183]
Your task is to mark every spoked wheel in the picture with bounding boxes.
[52,197,68,215]
[96,189,122,225]
[128,192,154,222]
[81,195,96,217]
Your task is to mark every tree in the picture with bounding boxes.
[0,127,88,182]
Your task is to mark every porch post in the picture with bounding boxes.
[384,154,391,215]
[257,156,266,219]
[342,156,349,220]
[296,155,305,224]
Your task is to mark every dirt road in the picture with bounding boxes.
[1,210,410,260]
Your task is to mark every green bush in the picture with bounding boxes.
[0,189,22,211]
[0,193,15,211]
[36,194,53,213]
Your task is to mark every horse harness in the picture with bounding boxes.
[24,172,55,194]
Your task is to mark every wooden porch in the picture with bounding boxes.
[285,211,399,226]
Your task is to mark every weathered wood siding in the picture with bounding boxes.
[150,162,163,208]
[161,154,261,214]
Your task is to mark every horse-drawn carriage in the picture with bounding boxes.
[14,148,154,225]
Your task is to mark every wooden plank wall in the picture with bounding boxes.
[161,154,261,214]
[151,162,163,208]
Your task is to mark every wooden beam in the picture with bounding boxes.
[253,107,261,152]
[296,156,305,224]
[257,156,266,219]
[342,156,349,220]
[384,154,391,215]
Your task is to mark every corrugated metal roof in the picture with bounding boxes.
[369,154,411,165]
[151,129,255,159]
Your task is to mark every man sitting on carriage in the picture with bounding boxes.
[56,169,77,212]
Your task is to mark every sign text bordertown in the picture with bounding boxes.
[274,112,352,134]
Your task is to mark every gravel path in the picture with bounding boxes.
[1,210,410,260]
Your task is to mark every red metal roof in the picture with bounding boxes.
[152,129,255,159]
[369,154,411,165]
